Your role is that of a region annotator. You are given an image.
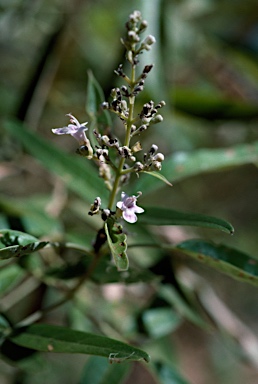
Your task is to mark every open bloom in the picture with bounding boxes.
[116,192,144,223]
[52,114,88,146]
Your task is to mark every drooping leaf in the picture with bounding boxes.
[10,324,150,362]
[138,207,234,234]
[80,356,131,384]
[142,171,172,187]
[3,119,107,204]
[104,221,129,271]
[176,240,258,286]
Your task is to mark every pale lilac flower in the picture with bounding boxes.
[52,114,88,146]
[116,192,144,223]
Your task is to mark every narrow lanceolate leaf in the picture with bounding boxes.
[10,324,150,362]
[104,222,129,271]
[142,171,172,187]
[176,240,258,286]
[0,242,48,260]
[0,229,39,246]
[138,207,234,234]
[0,229,48,259]
[86,70,112,127]
[3,119,107,204]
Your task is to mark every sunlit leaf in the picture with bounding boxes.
[139,207,234,234]
[104,221,129,271]
[176,240,258,286]
[10,324,150,362]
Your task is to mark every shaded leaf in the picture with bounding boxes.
[142,308,181,338]
[0,264,26,295]
[104,222,129,271]
[0,242,48,260]
[139,207,234,234]
[86,70,112,127]
[80,356,131,384]
[176,240,258,286]
[10,324,150,362]
[0,229,39,247]
[152,361,190,384]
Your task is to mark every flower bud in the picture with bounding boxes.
[153,153,164,162]
[143,35,156,46]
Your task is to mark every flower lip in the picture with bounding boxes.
[52,113,88,145]
[116,191,144,223]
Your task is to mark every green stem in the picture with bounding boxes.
[107,63,136,210]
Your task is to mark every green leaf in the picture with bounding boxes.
[46,254,156,284]
[0,229,48,259]
[136,141,258,195]
[10,324,150,362]
[139,207,234,234]
[0,242,48,260]
[0,264,25,295]
[80,356,131,384]
[142,171,172,187]
[86,70,112,127]
[0,229,39,246]
[152,361,190,384]
[3,119,107,204]
[176,240,258,286]
[142,308,181,338]
[104,222,129,271]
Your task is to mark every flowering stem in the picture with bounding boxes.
[107,63,136,210]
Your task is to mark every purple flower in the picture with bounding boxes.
[52,114,88,145]
[116,192,144,223]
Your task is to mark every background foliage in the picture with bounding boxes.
[1,0,258,383]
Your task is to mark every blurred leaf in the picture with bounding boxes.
[105,221,129,271]
[158,285,209,330]
[10,324,150,362]
[142,308,181,338]
[0,229,39,247]
[86,70,112,127]
[0,196,61,236]
[0,264,25,296]
[46,254,156,284]
[80,356,131,384]
[152,361,190,384]
[176,240,258,287]
[3,119,108,204]
[142,171,172,187]
[174,88,258,120]
[139,207,234,234]
[0,242,48,260]
[136,140,258,195]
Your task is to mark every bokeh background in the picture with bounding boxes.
[1,0,258,383]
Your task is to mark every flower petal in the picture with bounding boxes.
[123,210,137,223]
